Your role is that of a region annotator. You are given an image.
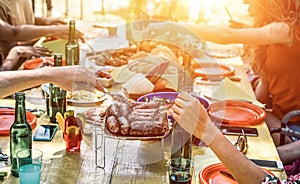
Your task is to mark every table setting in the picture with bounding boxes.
[0,22,287,184]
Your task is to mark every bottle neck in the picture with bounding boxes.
[68,21,77,43]
[14,94,27,123]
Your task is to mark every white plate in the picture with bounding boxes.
[41,83,109,107]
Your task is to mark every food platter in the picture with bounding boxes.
[66,89,109,107]
[199,163,274,184]
[103,122,171,140]
[208,100,266,126]
[0,108,37,136]
[191,62,235,80]
[42,83,109,107]
[103,100,172,140]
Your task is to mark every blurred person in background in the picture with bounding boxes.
[0,0,67,70]
[31,0,53,17]
[0,19,83,71]
[144,0,300,176]
[0,0,65,26]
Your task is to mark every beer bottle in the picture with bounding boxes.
[54,53,63,67]
[65,20,79,65]
[10,92,32,177]
[49,53,67,123]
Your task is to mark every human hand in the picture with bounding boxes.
[170,92,219,145]
[48,65,105,93]
[52,25,85,43]
[47,18,67,25]
[12,46,52,58]
[142,22,171,39]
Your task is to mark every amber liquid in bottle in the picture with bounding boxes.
[49,53,67,123]
[10,92,32,177]
[65,20,79,65]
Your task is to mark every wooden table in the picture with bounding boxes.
[0,56,286,184]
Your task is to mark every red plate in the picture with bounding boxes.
[208,100,266,126]
[199,163,273,184]
[191,62,235,80]
[0,108,37,136]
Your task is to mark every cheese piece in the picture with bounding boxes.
[123,73,154,94]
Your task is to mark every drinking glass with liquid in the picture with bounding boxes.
[168,158,194,184]
[17,149,43,184]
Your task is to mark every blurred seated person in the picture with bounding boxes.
[0,0,65,26]
[0,0,68,67]
[0,65,105,99]
[170,93,300,183]
[0,19,84,71]
[31,0,53,18]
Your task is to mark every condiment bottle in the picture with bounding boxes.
[49,53,67,123]
[10,92,32,177]
[65,20,79,65]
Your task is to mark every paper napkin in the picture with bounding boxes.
[212,78,265,108]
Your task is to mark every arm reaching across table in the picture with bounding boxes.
[169,92,295,184]
[0,65,105,99]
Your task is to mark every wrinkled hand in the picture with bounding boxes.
[48,65,105,93]
[13,46,52,58]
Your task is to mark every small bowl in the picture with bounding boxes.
[96,77,113,88]
[137,92,210,110]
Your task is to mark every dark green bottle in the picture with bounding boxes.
[49,53,66,123]
[10,92,32,177]
[65,20,79,65]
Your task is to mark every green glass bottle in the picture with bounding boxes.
[10,92,32,177]
[49,53,67,123]
[65,20,79,65]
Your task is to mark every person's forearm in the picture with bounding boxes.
[179,23,238,44]
[0,68,51,98]
[209,131,268,184]
[277,140,300,164]
[0,48,21,71]
[11,25,59,41]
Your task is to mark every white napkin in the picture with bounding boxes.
[212,78,265,108]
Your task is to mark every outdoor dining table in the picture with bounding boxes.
[0,44,287,183]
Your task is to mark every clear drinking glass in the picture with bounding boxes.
[17,149,43,184]
[168,158,194,184]
[179,86,204,146]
